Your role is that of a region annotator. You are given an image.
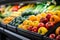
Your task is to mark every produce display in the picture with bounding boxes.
[0,2,60,40]
[18,12,60,35]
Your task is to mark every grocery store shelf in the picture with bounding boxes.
[0,27,30,40]
[1,22,59,40]
[0,23,44,40]
[17,28,54,40]
[17,28,43,40]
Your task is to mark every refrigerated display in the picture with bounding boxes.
[0,0,60,40]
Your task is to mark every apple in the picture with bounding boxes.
[27,26,33,31]
[32,27,38,32]
[46,14,52,20]
[49,34,55,39]
[38,22,44,28]
[55,27,60,35]
[40,18,48,24]
[45,22,54,29]
[56,35,60,40]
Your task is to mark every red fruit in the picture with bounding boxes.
[45,22,54,29]
[32,27,38,32]
[49,34,55,39]
[27,26,33,31]
[56,35,60,40]
[40,18,48,24]
[12,5,19,11]
[46,14,52,20]
[38,22,44,28]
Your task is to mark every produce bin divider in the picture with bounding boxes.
[17,28,44,40]
[17,28,53,40]
[5,24,44,40]
[0,23,45,40]
[6,24,17,32]
[0,27,30,40]
[3,29,30,40]
[0,23,17,33]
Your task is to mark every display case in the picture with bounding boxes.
[0,0,60,40]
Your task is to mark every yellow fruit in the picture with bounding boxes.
[18,4,34,12]
[18,24,29,30]
[23,20,34,26]
[54,10,60,17]
[33,21,39,27]
[46,11,55,15]
[28,21,34,26]
[18,24,23,28]
[22,25,29,30]
[23,20,29,25]
[28,15,37,21]
[36,14,42,21]
[40,13,47,17]
[38,27,48,35]
[2,16,14,24]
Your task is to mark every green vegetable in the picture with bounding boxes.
[41,2,50,13]
[32,4,44,14]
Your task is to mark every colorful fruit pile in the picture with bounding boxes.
[49,27,60,40]
[18,11,60,35]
